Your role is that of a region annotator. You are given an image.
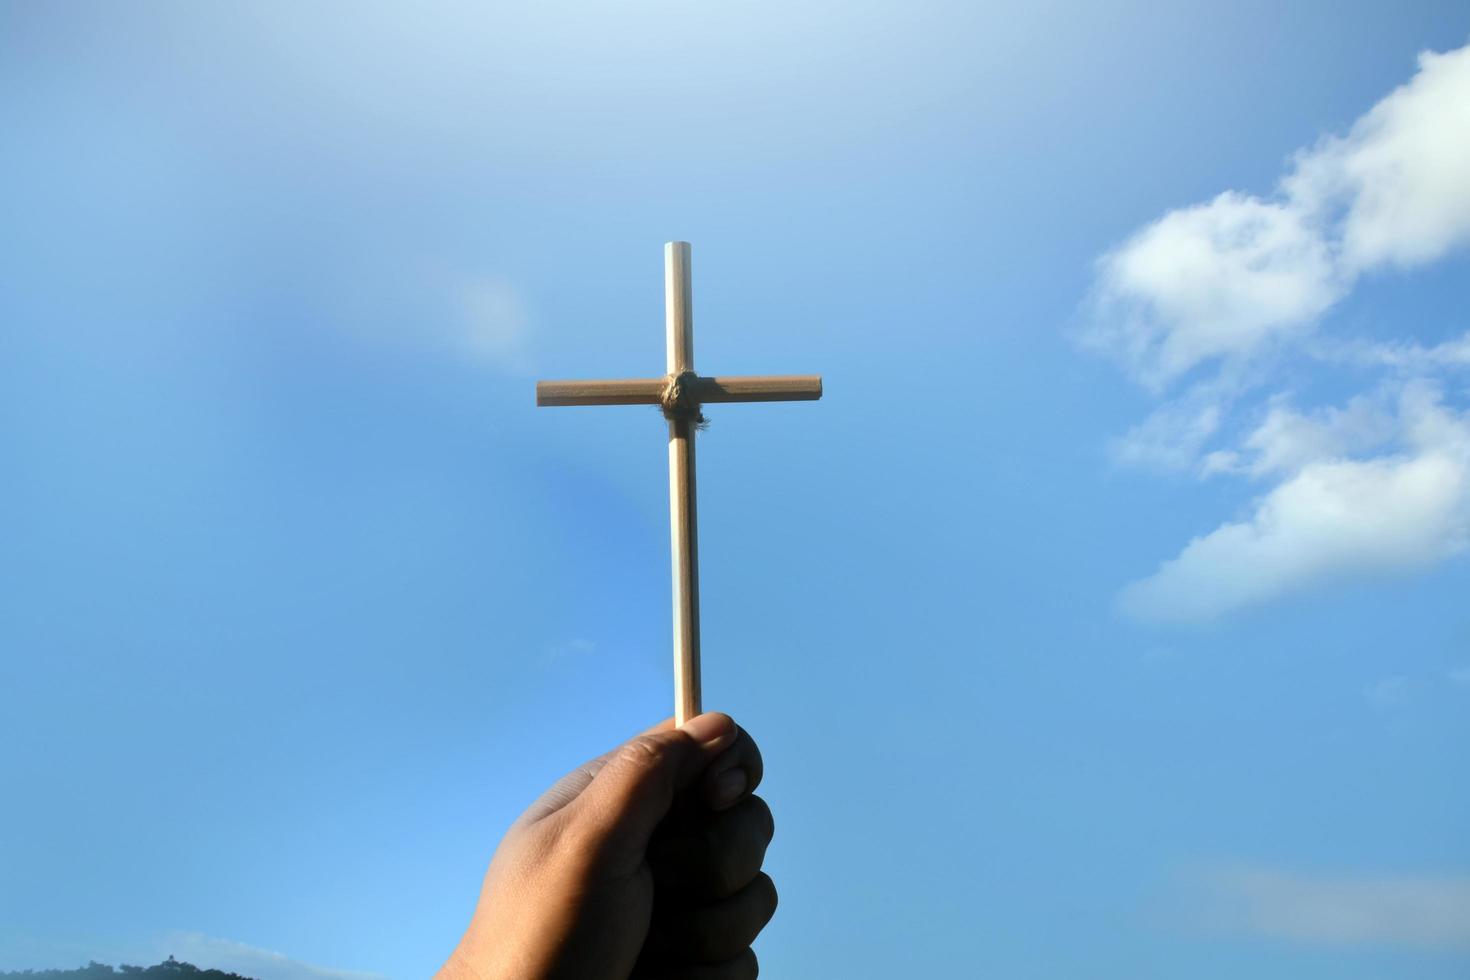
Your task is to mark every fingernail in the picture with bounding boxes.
[711,767,747,809]
[680,712,735,747]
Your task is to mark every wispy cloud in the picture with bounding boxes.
[1286,45,1470,274]
[1085,43,1470,387]
[1364,674,1411,710]
[544,636,597,663]
[454,275,532,369]
[1082,41,1470,622]
[1190,865,1470,950]
[0,931,386,980]
[1317,329,1470,374]
[1112,393,1226,473]
[1085,189,1340,388]
[156,933,388,980]
[324,262,536,372]
[1120,383,1470,622]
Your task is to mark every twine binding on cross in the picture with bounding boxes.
[660,371,708,429]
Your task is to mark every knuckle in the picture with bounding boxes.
[709,847,747,897]
[544,812,607,870]
[742,729,764,770]
[723,948,759,980]
[688,909,733,960]
[619,734,671,771]
[757,872,779,918]
[692,874,779,958]
[747,794,775,843]
[699,799,776,898]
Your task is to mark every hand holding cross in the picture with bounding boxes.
[536,242,822,725]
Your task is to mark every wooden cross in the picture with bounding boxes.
[536,242,823,725]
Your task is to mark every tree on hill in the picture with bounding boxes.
[0,956,256,980]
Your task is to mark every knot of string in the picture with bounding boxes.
[660,371,707,429]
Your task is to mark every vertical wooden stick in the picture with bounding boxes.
[665,241,701,726]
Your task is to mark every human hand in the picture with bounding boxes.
[438,712,776,980]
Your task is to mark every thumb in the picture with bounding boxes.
[564,712,738,859]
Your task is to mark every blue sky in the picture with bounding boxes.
[3,2,1469,978]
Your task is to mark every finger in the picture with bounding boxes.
[650,795,774,899]
[658,872,778,964]
[518,717,676,826]
[660,948,760,980]
[564,713,740,859]
[699,724,764,812]
[631,947,759,980]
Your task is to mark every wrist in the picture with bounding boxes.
[435,944,488,980]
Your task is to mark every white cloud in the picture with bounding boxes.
[1233,393,1396,479]
[545,636,597,663]
[1085,41,1470,621]
[1364,675,1411,710]
[1120,385,1470,622]
[1285,45,1470,273]
[0,932,385,980]
[1323,329,1470,373]
[1112,396,1225,472]
[323,262,533,370]
[1084,41,1470,387]
[1087,192,1339,387]
[1120,451,1469,621]
[456,275,531,368]
[155,933,388,980]
[1196,865,1470,949]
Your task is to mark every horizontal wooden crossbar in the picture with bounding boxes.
[536,374,823,407]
